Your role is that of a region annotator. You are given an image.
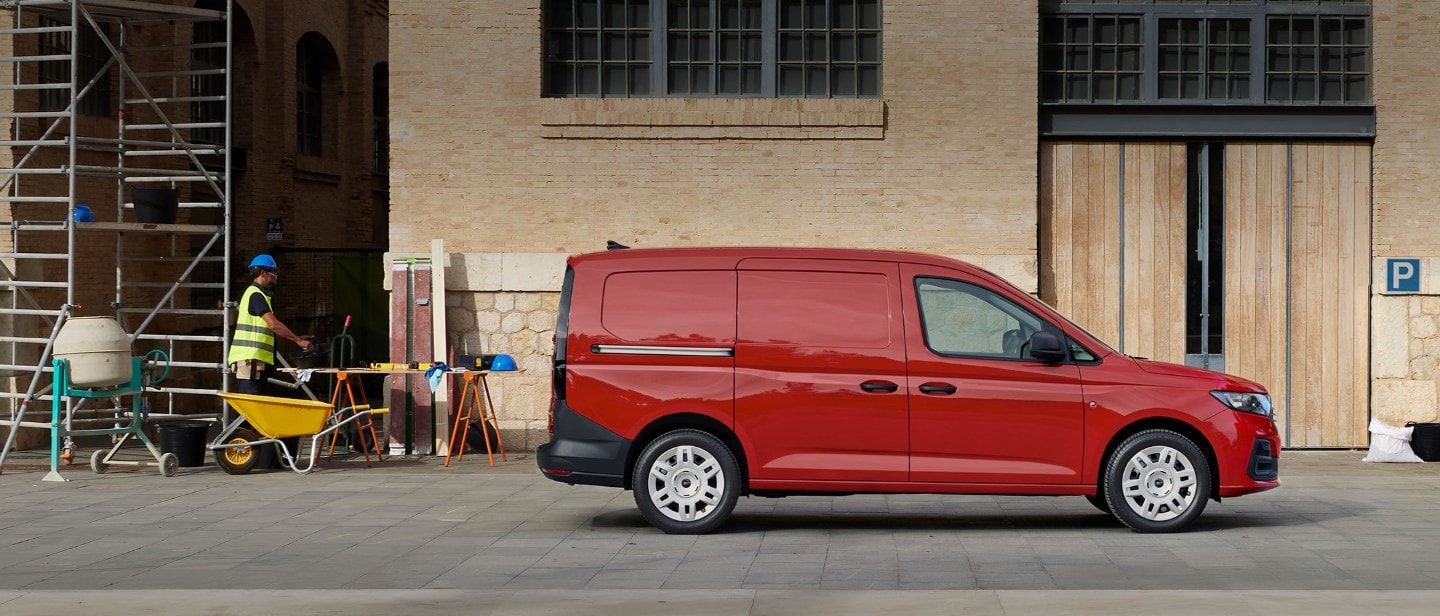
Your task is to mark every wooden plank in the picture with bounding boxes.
[1297,144,1323,447]
[1123,143,1146,357]
[1165,144,1188,362]
[1120,143,1186,363]
[1056,143,1074,316]
[1103,143,1122,349]
[1039,143,1057,306]
[1263,144,1290,436]
[1321,144,1340,446]
[1224,143,1290,432]
[1352,145,1373,445]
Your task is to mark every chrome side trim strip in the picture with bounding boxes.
[592,345,734,357]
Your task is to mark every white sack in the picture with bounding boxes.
[1363,419,1425,463]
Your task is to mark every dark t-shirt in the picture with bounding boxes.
[246,284,274,319]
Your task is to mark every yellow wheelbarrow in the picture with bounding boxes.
[210,392,387,475]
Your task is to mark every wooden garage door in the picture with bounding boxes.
[1040,142,1187,362]
[1046,141,1370,448]
[1226,143,1369,448]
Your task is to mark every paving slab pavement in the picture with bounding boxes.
[0,449,1437,614]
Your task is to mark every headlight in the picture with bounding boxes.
[1211,391,1273,417]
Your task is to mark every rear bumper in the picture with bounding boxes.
[535,401,631,488]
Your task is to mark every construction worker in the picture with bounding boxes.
[228,254,314,394]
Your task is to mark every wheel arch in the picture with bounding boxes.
[625,413,748,491]
[1097,417,1220,502]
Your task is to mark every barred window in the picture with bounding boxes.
[38,15,112,117]
[544,0,881,98]
[1041,0,1370,105]
[1041,15,1143,102]
[191,16,226,145]
[1265,15,1368,103]
[1158,18,1249,100]
[296,40,323,156]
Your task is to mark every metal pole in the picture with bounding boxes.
[66,0,78,308]
[222,0,234,416]
[0,304,73,474]
[1197,143,1211,366]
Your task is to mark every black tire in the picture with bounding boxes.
[631,429,740,535]
[214,428,261,475]
[1103,429,1211,533]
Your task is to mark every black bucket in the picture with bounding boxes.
[133,188,179,224]
[257,437,302,469]
[158,422,209,467]
[1408,423,1440,462]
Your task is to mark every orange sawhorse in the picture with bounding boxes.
[325,369,385,466]
[444,371,507,466]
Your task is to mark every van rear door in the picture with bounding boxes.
[735,259,908,482]
[900,264,1085,484]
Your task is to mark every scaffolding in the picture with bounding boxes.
[0,0,233,472]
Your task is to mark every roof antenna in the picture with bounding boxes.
[606,240,630,251]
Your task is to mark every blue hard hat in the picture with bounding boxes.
[248,254,278,271]
[490,354,517,371]
[72,204,94,223]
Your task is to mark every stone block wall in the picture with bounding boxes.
[1371,1,1440,426]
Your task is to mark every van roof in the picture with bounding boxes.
[570,246,984,271]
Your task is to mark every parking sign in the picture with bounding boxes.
[1387,258,1421,293]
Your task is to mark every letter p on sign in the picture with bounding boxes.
[1388,258,1421,293]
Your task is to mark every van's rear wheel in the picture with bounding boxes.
[632,429,739,535]
[1103,429,1211,533]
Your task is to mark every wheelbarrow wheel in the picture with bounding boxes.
[90,450,109,474]
[215,428,261,475]
[160,453,179,477]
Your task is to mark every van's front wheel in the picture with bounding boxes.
[1104,429,1211,533]
[632,430,739,534]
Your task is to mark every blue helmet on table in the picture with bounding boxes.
[490,354,517,371]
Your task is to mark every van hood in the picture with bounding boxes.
[1131,357,1268,393]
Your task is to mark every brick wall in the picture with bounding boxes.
[389,1,1039,261]
[1,1,387,434]
[390,1,1042,446]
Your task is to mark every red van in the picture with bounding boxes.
[537,248,1280,534]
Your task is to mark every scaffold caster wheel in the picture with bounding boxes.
[160,453,179,477]
[61,446,74,464]
[90,450,109,474]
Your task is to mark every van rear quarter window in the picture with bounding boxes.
[601,271,737,343]
[738,270,891,347]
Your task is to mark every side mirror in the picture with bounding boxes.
[1028,331,1068,363]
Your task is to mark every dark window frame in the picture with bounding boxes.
[1041,0,1371,106]
[191,16,226,145]
[373,63,389,175]
[296,40,323,156]
[544,0,882,98]
[37,15,113,117]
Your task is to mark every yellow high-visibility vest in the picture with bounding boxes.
[228,284,275,365]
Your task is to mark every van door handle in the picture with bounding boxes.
[919,383,958,395]
[860,380,899,393]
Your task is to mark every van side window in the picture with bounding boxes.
[915,277,1048,359]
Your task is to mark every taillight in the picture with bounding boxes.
[548,365,562,435]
